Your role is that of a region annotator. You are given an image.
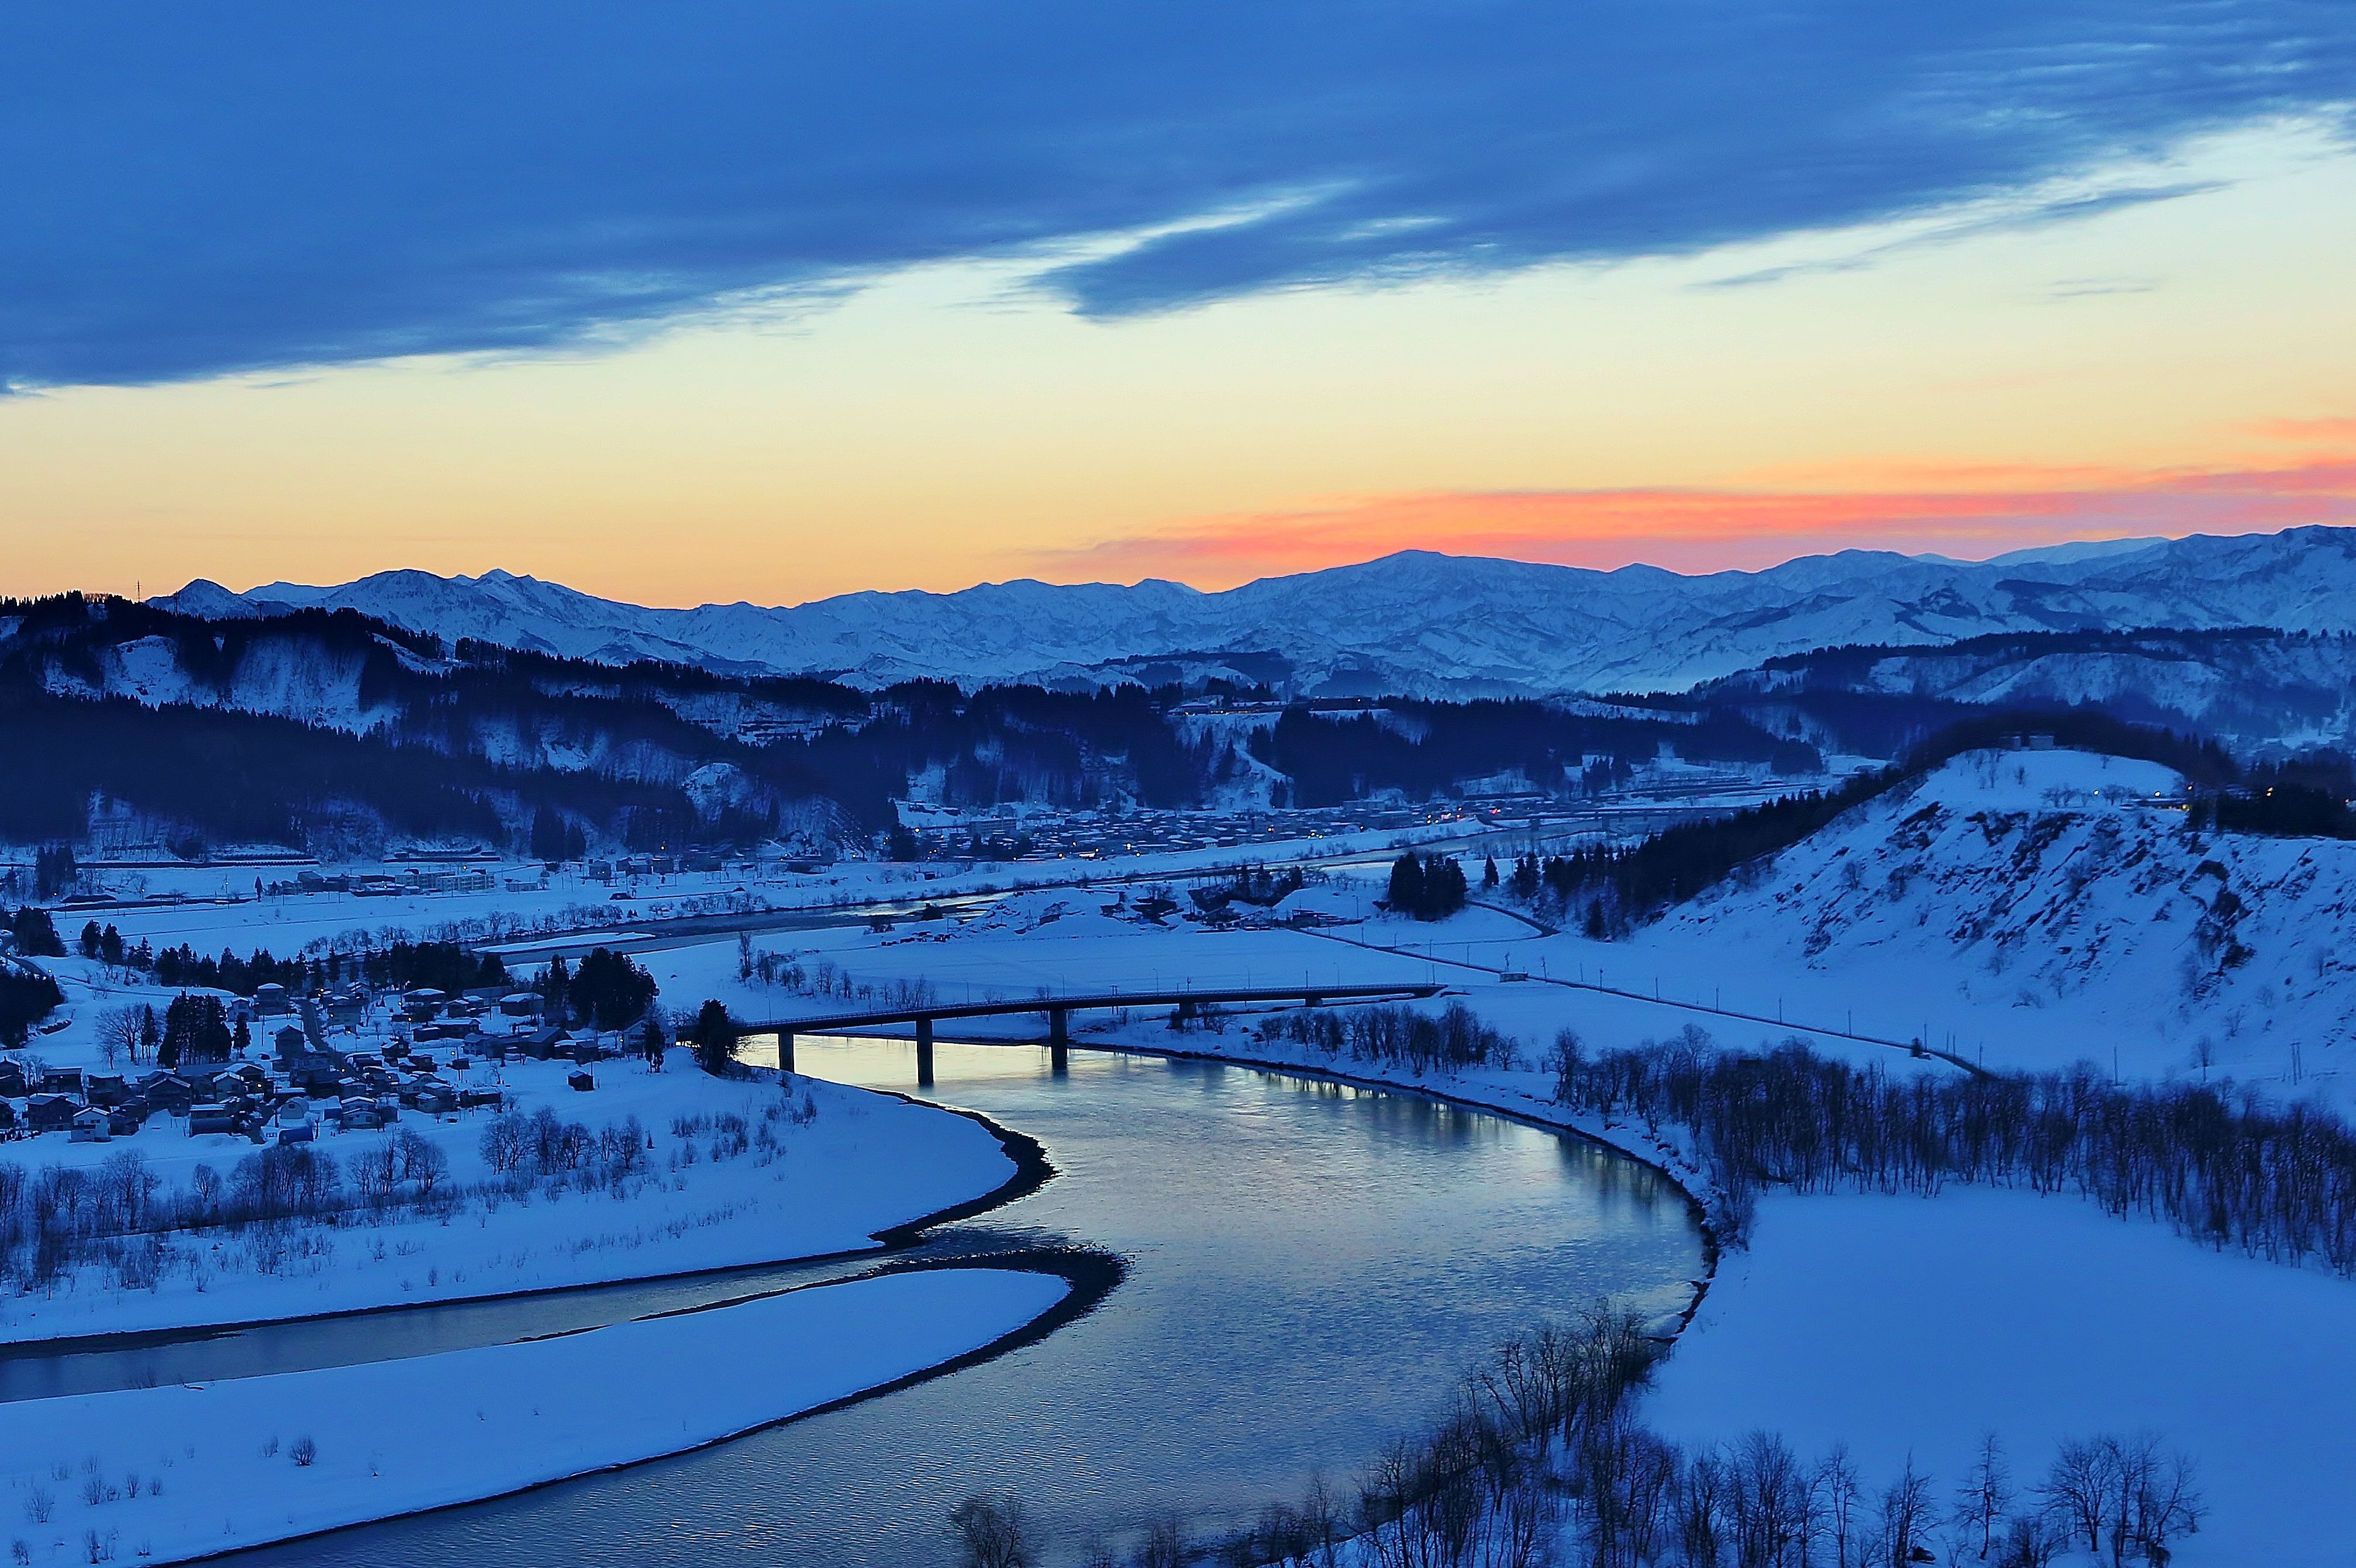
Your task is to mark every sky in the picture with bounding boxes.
[2,2,2353,607]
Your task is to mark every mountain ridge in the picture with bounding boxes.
[161,526,2356,699]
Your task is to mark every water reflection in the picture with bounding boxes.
[179,1037,1705,1568]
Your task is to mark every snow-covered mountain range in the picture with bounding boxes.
[163,526,2356,699]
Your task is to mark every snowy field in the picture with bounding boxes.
[0,1266,1070,1567]
[1648,1187,2356,1564]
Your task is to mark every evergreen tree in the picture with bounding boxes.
[8,906,64,958]
[569,948,658,1032]
[688,999,735,1076]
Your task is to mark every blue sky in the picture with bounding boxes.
[1,2,2352,603]
[6,1,2350,386]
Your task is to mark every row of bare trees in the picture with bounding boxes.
[0,1102,668,1294]
[1268,1003,1523,1077]
[1550,1026,2356,1267]
[951,1310,2199,1568]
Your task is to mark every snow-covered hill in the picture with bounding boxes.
[162,525,2356,698]
[1628,748,2356,1107]
[1702,628,2356,754]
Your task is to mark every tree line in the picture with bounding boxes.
[1268,1001,1522,1076]
[1250,702,1812,811]
[1550,1028,2356,1271]
[947,1305,2202,1568]
[92,934,512,999]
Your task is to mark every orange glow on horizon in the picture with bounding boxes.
[1023,451,2356,588]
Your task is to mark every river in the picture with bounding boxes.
[16,1037,1705,1566]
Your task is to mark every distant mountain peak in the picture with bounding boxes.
[157,526,2356,699]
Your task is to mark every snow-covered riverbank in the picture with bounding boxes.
[0,1060,1016,1343]
[0,1266,1072,1567]
[1020,1023,2354,1563]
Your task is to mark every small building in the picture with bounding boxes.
[26,1093,81,1133]
[106,1104,146,1137]
[254,982,291,1015]
[142,1073,196,1114]
[498,993,542,1018]
[0,1061,26,1097]
[567,1069,595,1092]
[187,1103,240,1137]
[83,1073,129,1107]
[274,1025,309,1060]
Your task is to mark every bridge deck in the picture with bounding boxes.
[735,980,1446,1037]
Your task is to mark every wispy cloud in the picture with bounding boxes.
[1023,454,2356,587]
[2,2,2351,385]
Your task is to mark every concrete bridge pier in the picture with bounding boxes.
[1048,1006,1070,1073]
[916,1016,934,1087]
[777,1030,795,1075]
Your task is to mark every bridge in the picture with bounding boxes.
[734,980,1448,1084]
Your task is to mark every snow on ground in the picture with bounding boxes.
[54,817,1476,963]
[1,1055,1013,1342]
[0,1266,1070,1567]
[1646,1187,2356,1565]
[1614,747,2356,1107]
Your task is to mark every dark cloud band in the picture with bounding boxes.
[3,1,2349,386]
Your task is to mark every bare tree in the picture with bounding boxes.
[1812,1445,1864,1568]
[2038,1438,2119,1559]
[1730,1431,1806,1568]
[1133,1517,1188,1568]
[94,1006,143,1069]
[2113,1435,2202,1568]
[1991,1511,2061,1568]
[1953,1432,2012,1561]
[1872,1459,1934,1568]
[947,1494,1038,1568]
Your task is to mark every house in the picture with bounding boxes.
[498,992,541,1018]
[70,1107,111,1142]
[27,1094,81,1133]
[254,982,291,1014]
[332,1097,383,1131]
[515,1027,569,1061]
[106,1102,148,1137]
[83,1073,129,1107]
[412,1083,457,1115]
[0,1061,29,1097]
[273,1025,309,1060]
[187,1104,240,1136]
[142,1073,196,1114]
